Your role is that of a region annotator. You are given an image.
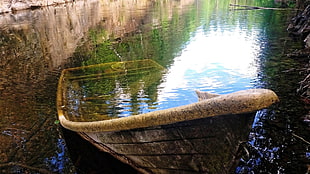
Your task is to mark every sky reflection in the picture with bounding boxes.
[157,25,261,108]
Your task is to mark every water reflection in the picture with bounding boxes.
[157,27,261,107]
[70,0,309,173]
[44,139,68,173]
[0,0,151,173]
[0,0,309,173]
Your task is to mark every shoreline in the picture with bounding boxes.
[287,4,310,125]
[288,5,310,96]
[0,0,75,14]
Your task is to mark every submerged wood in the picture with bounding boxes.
[57,59,279,173]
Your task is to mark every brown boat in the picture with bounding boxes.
[57,59,279,173]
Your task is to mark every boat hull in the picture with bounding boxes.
[56,60,279,173]
[82,112,255,174]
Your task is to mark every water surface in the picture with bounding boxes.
[0,0,309,173]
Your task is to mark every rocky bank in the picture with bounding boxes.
[287,5,310,97]
[0,0,74,14]
[288,5,310,48]
[287,3,310,124]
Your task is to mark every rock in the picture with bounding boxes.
[0,7,10,14]
[0,153,8,163]
[0,1,11,14]
[301,114,310,126]
[288,5,310,35]
[11,2,30,11]
[305,33,310,48]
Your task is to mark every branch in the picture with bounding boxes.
[229,4,295,10]
[292,133,310,145]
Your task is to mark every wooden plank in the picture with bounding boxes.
[83,113,254,173]
[101,135,240,155]
[127,153,236,173]
[90,113,254,144]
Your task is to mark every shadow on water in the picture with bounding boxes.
[235,14,310,172]
[63,128,138,174]
[0,0,142,173]
[236,54,310,173]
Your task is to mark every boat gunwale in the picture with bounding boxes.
[57,60,279,133]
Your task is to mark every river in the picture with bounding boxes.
[0,0,309,173]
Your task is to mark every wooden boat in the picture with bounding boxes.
[57,59,279,173]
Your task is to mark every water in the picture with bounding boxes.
[0,0,309,173]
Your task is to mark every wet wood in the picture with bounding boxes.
[57,61,279,173]
[79,132,153,174]
[195,90,220,101]
[84,113,256,173]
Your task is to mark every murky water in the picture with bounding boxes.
[0,0,309,173]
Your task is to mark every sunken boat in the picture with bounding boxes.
[57,59,279,173]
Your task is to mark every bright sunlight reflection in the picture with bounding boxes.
[157,26,261,107]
